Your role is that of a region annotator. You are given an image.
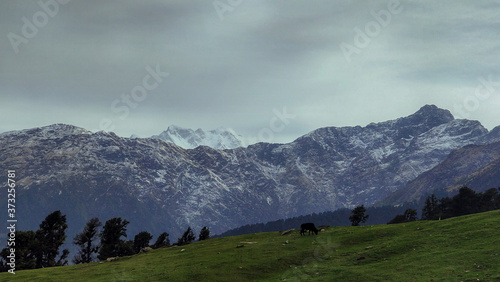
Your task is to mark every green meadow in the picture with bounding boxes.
[3,210,500,281]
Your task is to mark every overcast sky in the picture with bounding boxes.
[1,0,499,143]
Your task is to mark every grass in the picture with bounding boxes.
[3,210,500,281]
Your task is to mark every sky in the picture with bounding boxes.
[1,0,500,144]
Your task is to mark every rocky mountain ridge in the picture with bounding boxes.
[1,105,499,239]
[381,140,500,204]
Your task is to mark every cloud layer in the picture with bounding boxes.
[1,0,499,143]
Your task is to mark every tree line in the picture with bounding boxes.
[218,204,419,237]
[0,212,210,272]
[221,186,500,237]
[421,187,500,220]
[386,187,500,224]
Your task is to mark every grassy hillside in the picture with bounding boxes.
[3,210,500,281]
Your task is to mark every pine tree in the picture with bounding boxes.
[349,205,369,226]
[176,227,196,246]
[0,231,37,270]
[388,208,418,224]
[152,232,170,249]
[35,210,69,268]
[198,227,210,241]
[133,231,153,253]
[73,218,102,264]
[452,187,480,216]
[421,194,440,220]
[98,217,130,260]
[403,208,418,222]
[387,214,405,224]
[118,240,135,257]
[479,188,499,212]
[495,187,500,209]
[439,197,453,219]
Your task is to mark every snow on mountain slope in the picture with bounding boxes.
[152,125,245,149]
[1,105,499,240]
[381,141,500,205]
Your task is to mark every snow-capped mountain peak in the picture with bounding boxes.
[152,125,245,149]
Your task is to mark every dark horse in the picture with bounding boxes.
[300,223,318,235]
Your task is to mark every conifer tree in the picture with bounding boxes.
[73,218,102,264]
[422,194,441,220]
[452,187,480,216]
[133,231,153,253]
[0,231,37,270]
[98,217,130,260]
[176,227,195,246]
[388,208,418,224]
[403,208,418,222]
[349,205,369,226]
[35,210,69,268]
[152,232,170,249]
[198,227,210,241]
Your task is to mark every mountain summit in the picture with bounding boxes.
[395,104,455,131]
[152,125,245,149]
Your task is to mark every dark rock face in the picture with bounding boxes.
[0,105,498,238]
[382,141,500,205]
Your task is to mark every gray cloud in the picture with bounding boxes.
[1,0,499,143]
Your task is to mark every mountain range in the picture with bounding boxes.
[1,105,499,241]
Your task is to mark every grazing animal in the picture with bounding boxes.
[139,247,153,254]
[106,256,119,262]
[300,223,318,235]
